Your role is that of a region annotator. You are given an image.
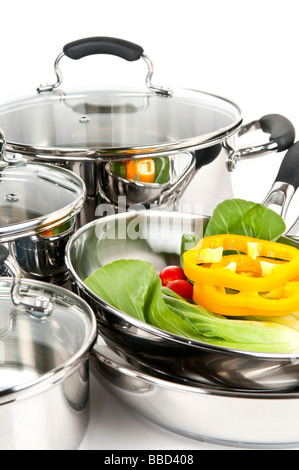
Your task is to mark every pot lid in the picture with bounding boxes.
[0,266,97,403]
[0,37,243,160]
[0,157,86,241]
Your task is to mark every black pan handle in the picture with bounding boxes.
[274,141,299,189]
[260,114,295,152]
[63,36,144,62]
[262,141,299,219]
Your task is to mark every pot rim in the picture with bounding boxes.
[0,86,243,161]
[92,336,299,399]
[0,162,86,241]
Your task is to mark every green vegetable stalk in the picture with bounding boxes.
[84,259,299,353]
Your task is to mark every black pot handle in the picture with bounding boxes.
[37,36,171,95]
[260,114,295,153]
[63,37,144,62]
[227,114,295,171]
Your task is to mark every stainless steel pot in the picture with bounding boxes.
[66,142,299,392]
[0,37,295,222]
[0,244,97,450]
[0,133,86,284]
[91,336,299,449]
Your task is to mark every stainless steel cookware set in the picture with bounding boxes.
[1,36,299,449]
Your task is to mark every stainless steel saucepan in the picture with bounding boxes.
[0,244,97,450]
[0,129,86,284]
[66,141,299,392]
[0,37,295,223]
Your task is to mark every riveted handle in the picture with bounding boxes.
[37,36,171,95]
[227,114,295,171]
[63,36,144,62]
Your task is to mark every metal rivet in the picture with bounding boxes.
[5,192,19,202]
[79,115,90,123]
[34,296,50,309]
[5,153,27,164]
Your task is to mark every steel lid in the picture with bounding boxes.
[0,37,243,161]
[0,159,86,241]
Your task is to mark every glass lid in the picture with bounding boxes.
[0,86,242,159]
[0,36,244,160]
[0,273,97,403]
[0,160,86,240]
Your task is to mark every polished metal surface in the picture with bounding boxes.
[225,118,280,171]
[0,276,97,450]
[66,210,299,392]
[9,219,76,283]
[262,181,296,220]
[0,160,86,240]
[0,148,86,281]
[99,152,196,208]
[91,337,299,449]
[4,253,53,316]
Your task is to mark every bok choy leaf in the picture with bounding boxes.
[204,198,286,241]
[84,259,299,353]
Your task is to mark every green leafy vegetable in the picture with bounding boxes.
[204,198,286,241]
[84,259,299,353]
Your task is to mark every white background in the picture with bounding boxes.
[2,0,299,450]
[1,0,299,205]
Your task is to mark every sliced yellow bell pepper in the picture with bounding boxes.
[183,234,299,292]
[193,281,299,317]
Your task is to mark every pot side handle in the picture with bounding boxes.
[260,114,296,153]
[226,114,295,171]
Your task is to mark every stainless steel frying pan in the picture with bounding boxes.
[66,142,299,391]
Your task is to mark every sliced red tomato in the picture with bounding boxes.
[167,279,194,301]
[159,266,187,286]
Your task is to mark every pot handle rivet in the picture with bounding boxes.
[5,192,19,202]
[79,115,90,124]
